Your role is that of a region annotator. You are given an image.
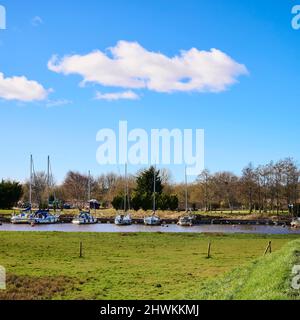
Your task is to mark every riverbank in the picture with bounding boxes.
[0,232,298,300]
[186,239,300,300]
[0,209,293,225]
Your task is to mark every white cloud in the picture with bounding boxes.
[31,16,43,27]
[0,73,49,102]
[95,90,140,101]
[48,41,248,95]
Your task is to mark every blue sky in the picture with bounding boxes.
[0,0,299,183]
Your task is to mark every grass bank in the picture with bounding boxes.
[186,239,300,300]
[0,232,297,300]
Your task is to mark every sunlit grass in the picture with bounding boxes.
[0,232,297,300]
[186,239,300,300]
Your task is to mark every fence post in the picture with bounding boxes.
[79,241,83,258]
[207,241,212,259]
[264,241,272,256]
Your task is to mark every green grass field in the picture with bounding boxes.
[187,239,300,300]
[0,232,298,300]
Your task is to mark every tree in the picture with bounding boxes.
[0,180,23,209]
[133,166,163,211]
[136,166,163,195]
[157,193,170,211]
[197,170,214,211]
[61,171,89,206]
[112,195,124,210]
[168,194,179,211]
[241,163,258,213]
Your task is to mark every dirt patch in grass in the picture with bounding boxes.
[0,274,77,300]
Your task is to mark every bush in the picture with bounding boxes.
[0,180,23,209]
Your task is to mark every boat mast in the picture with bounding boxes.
[124,163,127,213]
[185,166,188,213]
[29,154,33,207]
[88,170,91,202]
[47,156,50,208]
[153,165,156,215]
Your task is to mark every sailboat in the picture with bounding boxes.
[178,167,194,227]
[115,164,132,226]
[72,171,97,225]
[144,166,161,226]
[29,156,60,225]
[291,218,300,228]
[11,155,34,224]
[72,211,97,225]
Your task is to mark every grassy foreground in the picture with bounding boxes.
[186,239,300,300]
[0,232,298,300]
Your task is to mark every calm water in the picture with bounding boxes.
[1,223,300,234]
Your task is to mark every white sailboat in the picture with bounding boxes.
[72,211,97,225]
[72,171,97,225]
[29,209,60,224]
[291,218,300,228]
[144,166,161,226]
[115,164,132,226]
[11,155,34,224]
[29,156,60,225]
[178,166,194,227]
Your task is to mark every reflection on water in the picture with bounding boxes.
[0,223,300,234]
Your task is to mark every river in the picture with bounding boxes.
[1,223,300,234]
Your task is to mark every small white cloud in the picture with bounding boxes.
[0,72,49,102]
[31,16,43,27]
[95,90,140,101]
[46,99,73,107]
[48,41,248,95]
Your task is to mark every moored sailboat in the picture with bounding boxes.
[29,156,60,225]
[144,166,161,226]
[28,210,60,224]
[11,155,34,224]
[291,218,300,228]
[72,211,97,225]
[115,164,132,226]
[178,167,194,227]
[72,171,97,225]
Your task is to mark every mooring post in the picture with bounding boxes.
[79,241,83,258]
[207,241,212,259]
[264,241,272,256]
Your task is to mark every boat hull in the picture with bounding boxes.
[30,217,59,224]
[115,215,132,226]
[144,217,161,226]
[72,219,97,225]
[291,219,300,228]
[178,217,194,227]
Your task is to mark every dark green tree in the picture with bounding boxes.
[111,195,124,210]
[168,195,179,211]
[136,166,163,196]
[0,180,23,209]
[132,167,163,211]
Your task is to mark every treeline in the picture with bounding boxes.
[190,158,299,214]
[2,158,299,213]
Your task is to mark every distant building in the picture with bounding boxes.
[89,199,100,210]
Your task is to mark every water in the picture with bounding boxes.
[1,223,300,234]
